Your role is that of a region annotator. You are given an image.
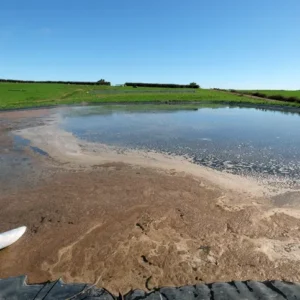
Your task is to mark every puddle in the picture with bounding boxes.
[0,134,49,194]
[58,104,300,183]
[14,135,48,156]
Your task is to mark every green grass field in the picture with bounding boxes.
[0,82,299,110]
[236,89,300,104]
[240,90,300,98]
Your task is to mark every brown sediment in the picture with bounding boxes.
[1,108,300,295]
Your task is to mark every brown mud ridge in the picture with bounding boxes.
[1,108,300,295]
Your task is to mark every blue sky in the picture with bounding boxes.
[1,0,299,89]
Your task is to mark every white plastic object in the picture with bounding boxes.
[0,226,27,250]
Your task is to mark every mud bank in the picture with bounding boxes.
[1,108,300,294]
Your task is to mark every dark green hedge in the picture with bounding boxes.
[125,82,199,89]
[0,79,111,86]
[246,92,300,103]
[213,88,300,104]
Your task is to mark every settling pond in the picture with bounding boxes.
[56,104,300,182]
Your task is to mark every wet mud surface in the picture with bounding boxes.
[1,107,300,295]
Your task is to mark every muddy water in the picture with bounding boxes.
[60,104,300,182]
[2,105,300,293]
[0,109,53,194]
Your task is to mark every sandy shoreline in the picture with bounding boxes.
[1,108,300,294]
[16,123,269,196]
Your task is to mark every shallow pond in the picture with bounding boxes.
[59,104,300,181]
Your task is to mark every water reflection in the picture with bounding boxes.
[61,104,300,180]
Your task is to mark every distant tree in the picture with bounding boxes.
[125,82,199,89]
[96,79,111,86]
[189,82,199,88]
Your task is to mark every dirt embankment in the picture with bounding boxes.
[1,108,300,295]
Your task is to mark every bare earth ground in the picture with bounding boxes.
[1,108,300,295]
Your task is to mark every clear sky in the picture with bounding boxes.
[1,0,299,89]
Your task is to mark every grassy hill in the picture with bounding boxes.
[235,89,300,104]
[240,90,300,98]
[0,82,299,110]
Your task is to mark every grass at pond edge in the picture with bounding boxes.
[1,83,300,110]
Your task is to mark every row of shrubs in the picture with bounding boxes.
[213,88,300,104]
[0,79,111,86]
[228,89,300,103]
[125,82,200,89]
[0,79,200,89]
